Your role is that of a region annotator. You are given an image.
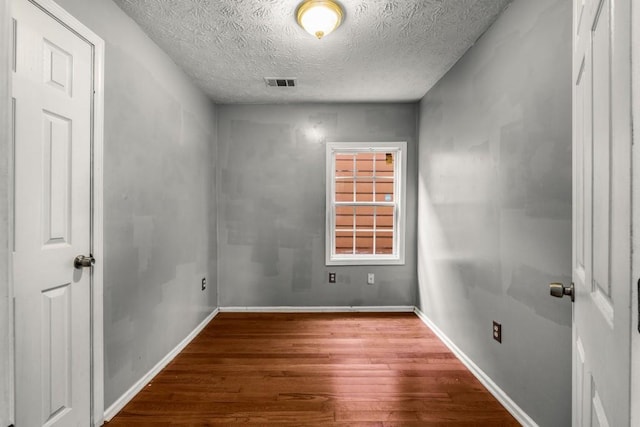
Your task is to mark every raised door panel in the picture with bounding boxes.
[591,0,612,306]
[41,284,72,424]
[42,110,72,246]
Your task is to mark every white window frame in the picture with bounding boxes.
[325,141,407,266]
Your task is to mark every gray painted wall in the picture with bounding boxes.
[40,0,219,409]
[416,0,572,426]
[217,104,417,307]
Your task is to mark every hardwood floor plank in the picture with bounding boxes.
[106,312,519,426]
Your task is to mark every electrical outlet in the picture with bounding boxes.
[201,277,206,291]
[367,273,375,285]
[493,321,502,343]
[329,272,336,283]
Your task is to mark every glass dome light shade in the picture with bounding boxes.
[297,0,344,39]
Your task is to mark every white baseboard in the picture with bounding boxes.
[103,308,219,422]
[413,307,537,427]
[219,305,415,313]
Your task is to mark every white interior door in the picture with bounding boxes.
[11,0,94,425]
[571,0,632,425]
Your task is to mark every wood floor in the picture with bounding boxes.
[106,312,519,426]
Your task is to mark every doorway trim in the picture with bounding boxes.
[1,0,12,425]
[632,0,640,422]
[4,0,104,425]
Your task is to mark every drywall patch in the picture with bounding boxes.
[365,107,416,136]
[292,248,312,292]
[133,216,153,273]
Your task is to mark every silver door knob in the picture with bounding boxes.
[74,255,95,269]
[549,282,574,302]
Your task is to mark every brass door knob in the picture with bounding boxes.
[549,282,574,302]
[74,255,95,269]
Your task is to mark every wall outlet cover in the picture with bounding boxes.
[493,321,502,343]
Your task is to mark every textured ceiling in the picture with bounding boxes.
[113,0,512,103]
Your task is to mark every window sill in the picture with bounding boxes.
[326,256,405,266]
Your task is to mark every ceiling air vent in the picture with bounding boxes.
[265,78,297,88]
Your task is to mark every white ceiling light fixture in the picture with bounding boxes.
[296,0,344,40]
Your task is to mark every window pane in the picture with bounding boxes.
[335,230,353,254]
[355,179,374,202]
[335,180,354,202]
[377,206,394,231]
[336,154,354,177]
[374,180,394,202]
[375,152,394,177]
[375,232,394,254]
[335,206,354,230]
[356,153,374,177]
[355,231,373,254]
[355,206,374,228]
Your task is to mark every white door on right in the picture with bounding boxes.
[572,0,632,425]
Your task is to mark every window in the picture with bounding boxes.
[326,142,406,265]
